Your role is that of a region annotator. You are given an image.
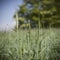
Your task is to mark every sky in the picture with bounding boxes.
[0,0,23,31]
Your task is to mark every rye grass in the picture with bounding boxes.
[0,28,60,60]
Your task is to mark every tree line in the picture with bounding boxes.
[14,0,60,28]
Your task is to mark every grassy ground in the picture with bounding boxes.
[0,28,60,60]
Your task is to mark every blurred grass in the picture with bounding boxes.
[0,28,60,60]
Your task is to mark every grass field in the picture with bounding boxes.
[0,28,60,60]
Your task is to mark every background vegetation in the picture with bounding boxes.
[14,0,60,28]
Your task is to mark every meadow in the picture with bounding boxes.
[0,28,60,60]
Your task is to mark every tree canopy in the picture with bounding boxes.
[14,0,60,28]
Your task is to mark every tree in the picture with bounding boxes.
[14,0,60,28]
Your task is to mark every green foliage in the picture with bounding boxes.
[14,0,60,28]
[0,28,60,60]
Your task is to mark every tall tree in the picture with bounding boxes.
[14,0,60,28]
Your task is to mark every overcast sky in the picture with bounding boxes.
[0,0,23,31]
